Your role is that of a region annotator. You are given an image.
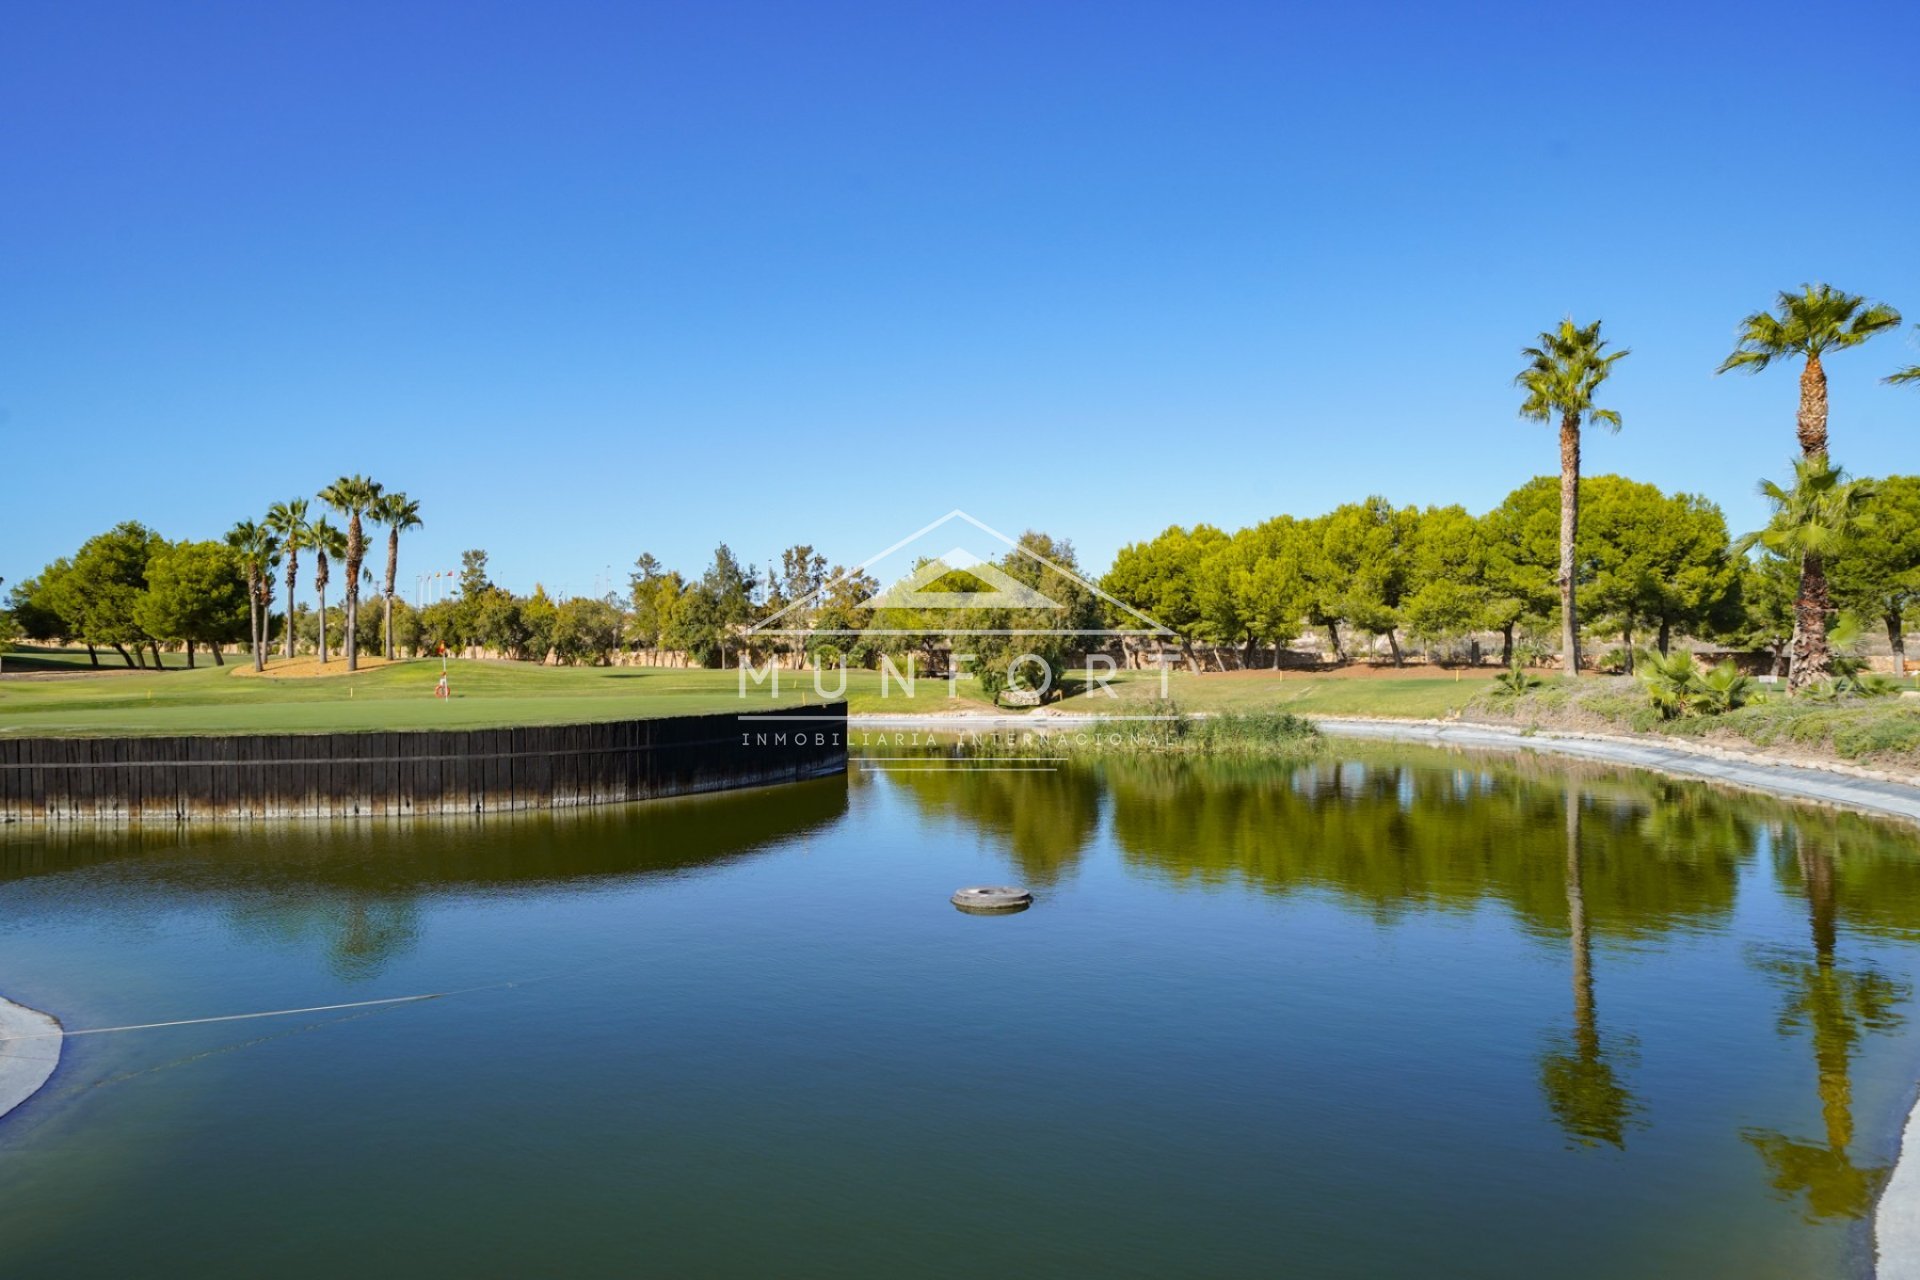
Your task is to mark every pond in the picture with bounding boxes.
[3,746,1920,1278]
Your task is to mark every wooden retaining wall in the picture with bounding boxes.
[0,703,846,823]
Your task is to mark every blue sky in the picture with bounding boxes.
[4,1,1917,598]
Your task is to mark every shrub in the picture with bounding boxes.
[1636,648,1752,720]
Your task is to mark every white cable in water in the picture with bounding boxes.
[0,971,575,1043]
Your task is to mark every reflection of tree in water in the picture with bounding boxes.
[1102,752,1744,940]
[881,765,1101,886]
[225,893,423,981]
[1538,786,1641,1148]
[1744,837,1907,1221]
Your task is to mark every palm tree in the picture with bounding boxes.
[1516,319,1629,678]
[372,492,423,660]
[1886,325,1920,386]
[225,520,281,673]
[1718,284,1902,459]
[309,517,347,665]
[265,498,311,662]
[317,475,384,672]
[1737,458,1877,691]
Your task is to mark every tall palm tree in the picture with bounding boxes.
[1718,284,1902,458]
[265,498,311,662]
[1516,318,1629,678]
[372,492,423,660]
[309,517,347,665]
[1886,325,1920,386]
[225,520,281,673]
[318,475,384,671]
[1737,458,1877,691]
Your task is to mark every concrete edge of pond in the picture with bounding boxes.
[0,994,61,1124]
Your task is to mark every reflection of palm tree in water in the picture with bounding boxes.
[1540,785,1641,1147]
[1745,841,1905,1220]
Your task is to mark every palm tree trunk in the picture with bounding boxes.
[344,515,362,672]
[284,554,300,661]
[251,576,265,674]
[1789,550,1834,691]
[1798,354,1829,459]
[384,528,399,661]
[1559,412,1582,677]
[316,575,330,665]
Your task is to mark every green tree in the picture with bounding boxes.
[628,553,668,648]
[1831,475,1920,674]
[1482,479,1562,665]
[520,586,559,659]
[1402,504,1490,657]
[1229,517,1311,667]
[308,517,347,664]
[553,596,626,666]
[1579,477,1737,660]
[803,566,879,670]
[1516,318,1629,677]
[372,491,423,661]
[67,522,165,668]
[1318,497,1417,663]
[952,531,1101,704]
[1737,457,1877,691]
[135,540,249,667]
[6,566,83,660]
[265,498,311,660]
[1102,525,1222,670]
[458,548,491,598]
[1719,284,1902,459]
[318,474,384,672]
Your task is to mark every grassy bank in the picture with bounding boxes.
[965,707,1323,759]
[1467,673,1920,770]
[0,653,1488,736]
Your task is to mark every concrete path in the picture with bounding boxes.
[0,994,60,1123]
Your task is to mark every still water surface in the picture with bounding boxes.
[3,747,1920,1278]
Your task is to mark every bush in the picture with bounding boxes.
[1488,664,1543,701]
[1636,648,1753,720]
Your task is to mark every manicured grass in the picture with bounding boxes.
[0,656,1482,736]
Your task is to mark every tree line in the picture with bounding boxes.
[6,283,1918,693]
[5,475,422,672]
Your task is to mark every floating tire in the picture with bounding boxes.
[952,886,1032,914]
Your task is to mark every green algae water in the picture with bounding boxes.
[3,745,1920,1278]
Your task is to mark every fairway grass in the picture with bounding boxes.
[0,657,1483,736]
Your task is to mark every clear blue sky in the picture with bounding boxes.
[4,1,1917,598]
